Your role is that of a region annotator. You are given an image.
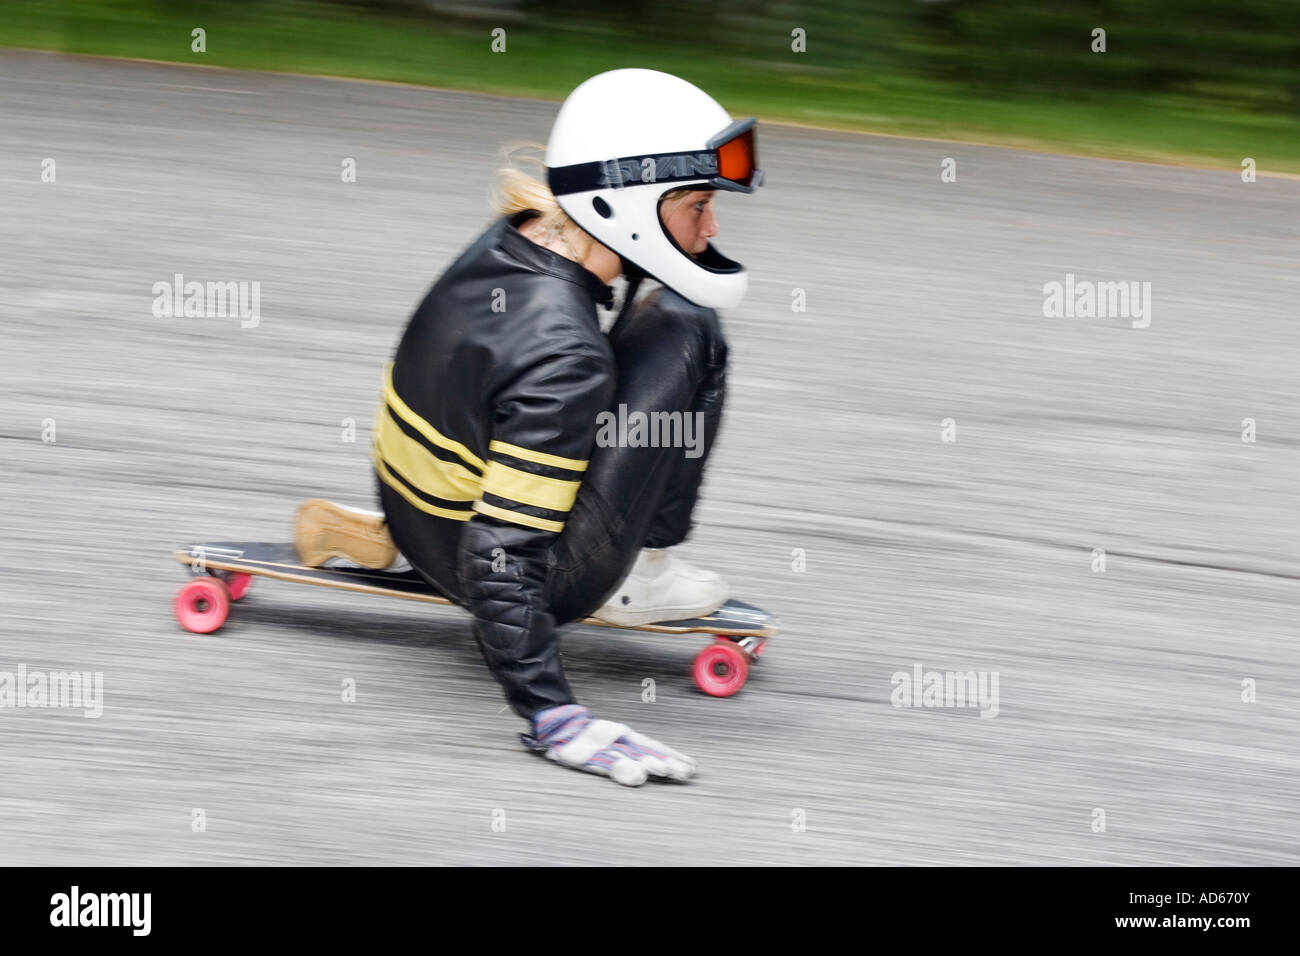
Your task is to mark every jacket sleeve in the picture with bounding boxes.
[456,342,615,718]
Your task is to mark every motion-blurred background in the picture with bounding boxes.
[1,1,1297,867]
[6,0,1299,169]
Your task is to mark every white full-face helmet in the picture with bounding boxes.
[545,69,763,309]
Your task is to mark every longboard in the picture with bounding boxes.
[172,542,775,697]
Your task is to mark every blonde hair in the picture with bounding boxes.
[492,143,591,260]
[494,144,563,223]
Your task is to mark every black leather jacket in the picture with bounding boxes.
[373,210,624,712]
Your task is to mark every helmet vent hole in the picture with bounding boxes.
[592,196,612,219]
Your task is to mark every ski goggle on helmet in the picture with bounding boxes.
[545,69,763,309]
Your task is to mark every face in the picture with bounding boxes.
[660,190,718,257]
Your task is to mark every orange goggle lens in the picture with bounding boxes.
[716,127,756,187]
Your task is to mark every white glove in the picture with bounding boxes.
[524,705,697,787]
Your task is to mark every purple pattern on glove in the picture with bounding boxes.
[533,704,592,746]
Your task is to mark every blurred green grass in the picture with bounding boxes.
[3,0,1297,174]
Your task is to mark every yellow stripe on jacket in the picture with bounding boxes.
[480,460,582,514]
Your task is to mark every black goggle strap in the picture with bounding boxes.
[549,118,761,196]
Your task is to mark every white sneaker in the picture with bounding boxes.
[591,548,729,627]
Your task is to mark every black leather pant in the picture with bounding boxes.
[545,298,728,621]
[377,296,727,711]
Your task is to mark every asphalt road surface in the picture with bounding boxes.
[1,50,1297,865]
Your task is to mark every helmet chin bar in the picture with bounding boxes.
[603,188,745,308]
[555,181,749,308]
[616,246,746,308]
[689,242,743,275]
[654,193,744,276]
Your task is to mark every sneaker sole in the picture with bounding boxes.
[591,598,730,628]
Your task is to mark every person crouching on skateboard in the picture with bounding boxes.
[297,69,762,786]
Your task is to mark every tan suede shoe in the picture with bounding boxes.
[294,499,398,569]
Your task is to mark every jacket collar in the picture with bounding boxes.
[498,210,615,308]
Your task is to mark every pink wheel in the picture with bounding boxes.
[692,639,749,697]
[224,572,253,601]
[174,577,231,634]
